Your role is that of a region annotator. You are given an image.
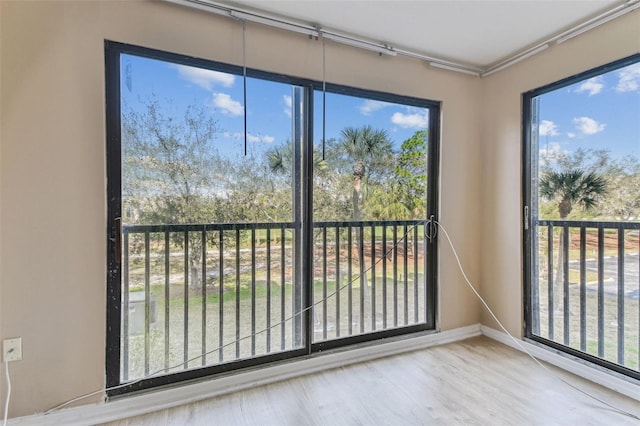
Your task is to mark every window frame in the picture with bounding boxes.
[522,53,640,380]
[106,40,440,396]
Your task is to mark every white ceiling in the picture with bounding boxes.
[225,0,623,68]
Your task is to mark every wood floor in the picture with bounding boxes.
[102,336,639,425]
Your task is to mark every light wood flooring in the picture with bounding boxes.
[102,336,639,425]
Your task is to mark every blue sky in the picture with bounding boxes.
[121,54,428,157]
[537,62,640,161]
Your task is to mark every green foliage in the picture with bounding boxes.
[539,169,607,219]
[338,125,395,221]
[539,147,640,220]
[394,130,428,218]
[124,100,431,226]
[122,98,221,225]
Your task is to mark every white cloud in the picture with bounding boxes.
[616,63,640,93]
[175,65,235,90]
[212,93,243,116]
[390,111,428,129]
[247,133,275,144]
[283,95,292,118]
[225,132,275,144]
[575,77,604,96]
[573,116,606,135]
[359,100,391,115]
[539,120,559,137]
[567,132,576,139]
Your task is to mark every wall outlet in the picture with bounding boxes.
[3,337,22,362]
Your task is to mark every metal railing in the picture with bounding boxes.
[120,220,428,381]
[533,220,639,373]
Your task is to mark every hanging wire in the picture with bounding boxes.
[45,224,420,414]
[242,20,248,156]
[44,219,640,421]
[322,34,326,161]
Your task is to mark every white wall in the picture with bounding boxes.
[1,0,483,417]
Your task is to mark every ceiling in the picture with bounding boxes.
[224,0,624,69]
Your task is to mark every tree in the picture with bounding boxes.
[394,130,428,218]
[364,130,428,220]
[539,148,640,221]
[266,140,348,223]
[338,126,394,321]
[539,169,607,310]
[539,170,607,219]
[122,98,221,289]
[339,126,395,222]
[122,98,220,225]
[600,156,640,221]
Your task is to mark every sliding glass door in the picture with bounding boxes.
[524,54,640,379]
[311,88,436,348]
[106,41,440,395]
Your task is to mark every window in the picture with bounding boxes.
[523,54,640,379]
[106,41,440,394]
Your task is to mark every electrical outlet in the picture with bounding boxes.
[3,337,22,362]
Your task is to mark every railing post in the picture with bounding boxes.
[597,225,604,358]
[348,225,353,336]
[322,225,328,340]
[403,225,409,326]
[562,223,569,346]
[280,227,286,351]
[382,224,387,329]
[218,230,224,363]
[123,231,130,381]
[266,228,272,353]
[547,225,554,341]
[393,225,398,328]
[183,231,189,369]
[413,225,419,324]
[335,226,341,338]
[164,231,170,372]
[235,229,240,358]
[359,223,365,334]
[251,228,256,356]
[617,227,625,365]
[371,225,377,331]
[201,229,207,366]
[579,227,586,352]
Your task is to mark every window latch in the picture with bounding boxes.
[524,206,529,231]
[114,217,122,264]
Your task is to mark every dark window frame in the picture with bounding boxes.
[522,53,640,380]
[105,40,440,396]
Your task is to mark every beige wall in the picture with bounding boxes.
[2,0,637,419]
[479,11,640,337]
[0,0,483,417]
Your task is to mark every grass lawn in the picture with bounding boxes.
[122,267,427,382]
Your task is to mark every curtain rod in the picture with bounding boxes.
[164,0,639,78]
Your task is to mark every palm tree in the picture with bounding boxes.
[539,169,607,312]
[267,142,327,175]
[539,170,607,219]
[340,126,394,222]
[339,126,394,325]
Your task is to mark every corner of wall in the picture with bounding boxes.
[476,9,640,338]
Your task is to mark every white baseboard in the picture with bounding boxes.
[480,325,639,401]
[11,324,482,425]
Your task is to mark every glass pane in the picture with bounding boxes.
[119,55,303,382]
[530,61,640,373]
[311,90,430,342]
